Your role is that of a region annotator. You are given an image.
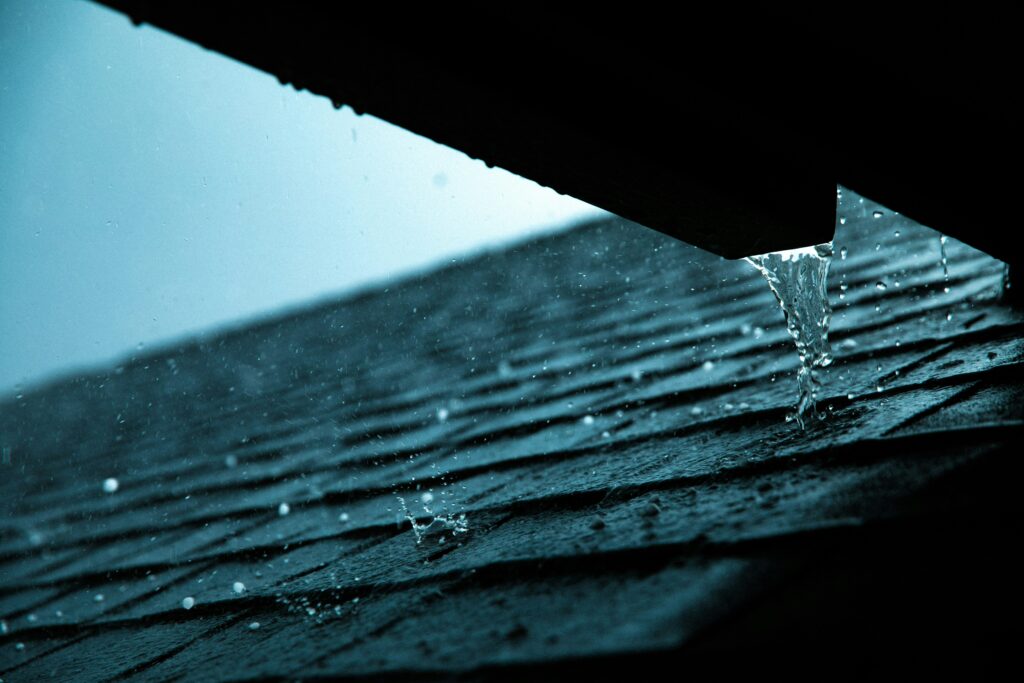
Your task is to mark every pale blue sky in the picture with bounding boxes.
[0,0,603,394]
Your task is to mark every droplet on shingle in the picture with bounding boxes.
[103,478,119,493]
[181,596,195,610]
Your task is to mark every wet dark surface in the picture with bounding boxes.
[1,192,1021,679]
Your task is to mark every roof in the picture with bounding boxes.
[1,191,1021,680]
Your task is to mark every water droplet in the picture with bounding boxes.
[224,454,238,468]
[181,597,195,610]
[15,642,25,651]
[893,230,901,237]
[338,512,350,523]
[103,478,119,494]
[839,216,847,225]
[278,502,290,516]
[872,210,883,218]
[420,492,434,505]
[839,246,848,260]
[94,593,104,602]
[249,621,261,630]
[232,582,246,595]
[690,406,704,416]
[701,360,715,372]
[875,281,887,290]
[0,619,8,634]
[581,414,595,426]
[436,407,449,423]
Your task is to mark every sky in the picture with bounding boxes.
[0,0,604,394]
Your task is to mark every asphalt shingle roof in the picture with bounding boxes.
[1,191,1021,679]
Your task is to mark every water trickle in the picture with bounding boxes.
[938,234,952,295]
[746,243,834,428]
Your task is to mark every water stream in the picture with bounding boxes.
[746,243,834,428]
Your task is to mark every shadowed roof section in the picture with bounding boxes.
[1,193,1021,678]
[94,2,1020,262]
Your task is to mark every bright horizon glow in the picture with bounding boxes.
[0,0,605,394]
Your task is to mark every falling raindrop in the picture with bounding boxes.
[181,596,195,610]
[278,502,290,516]
[103,478,119,494]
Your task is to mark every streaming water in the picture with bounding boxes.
[746,243,834,428]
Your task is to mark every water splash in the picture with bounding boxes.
[397,495,468,545]
[746,243,834,428]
